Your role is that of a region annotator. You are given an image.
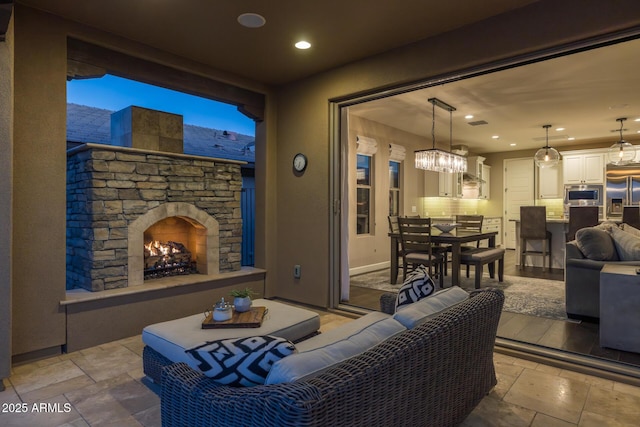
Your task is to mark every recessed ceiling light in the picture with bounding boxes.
[568,137,575,140]
[555,127,565,131]
[465,114,474,119]
[492,135,499,139]
[635,118,640,122]
[510,143,516,146]
[237,13,266,28]
[295,40,311,50]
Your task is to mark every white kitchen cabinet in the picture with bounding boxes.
[563,153,604,184]
[425,170,462,197]
[480,217,502,247]
[538,162,563,198]
[480,163,491,199]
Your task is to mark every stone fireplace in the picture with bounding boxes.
[66,144,242,291]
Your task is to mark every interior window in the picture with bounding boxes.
[356,154,372,235]
[389,161,400,216]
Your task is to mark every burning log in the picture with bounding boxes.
[144,240,198,279]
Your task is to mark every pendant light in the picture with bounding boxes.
[415,98,467,173]
[534,124,560,168]
[608,117,635,165]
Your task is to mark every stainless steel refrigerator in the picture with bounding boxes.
[605,164,640,217]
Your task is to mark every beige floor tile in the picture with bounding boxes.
[10,360,86,396]
[0,395,81,427]
[494,359,525,378]
[531,413,577,427]
[70,345,142,383]
[133,403,161,427]
[59,418,91,427]
[461,395,535,427]
[65,373,137,405]
[583,385,640,425]
[613,381,640,399]
[559,369,614,390]
[503,368,590,424]
[0,384,21,405]
[535,363,562,376]
[491,371,519,399]
[20,375,95,403]
[579,410,637,427]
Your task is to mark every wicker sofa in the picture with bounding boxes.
[159,288,504,427]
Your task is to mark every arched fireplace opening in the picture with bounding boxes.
[143,216,203,279]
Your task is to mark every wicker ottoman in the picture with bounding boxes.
[142,298,320,383]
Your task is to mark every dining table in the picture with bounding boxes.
[390,229,498,287]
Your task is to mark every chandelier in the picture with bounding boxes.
[415,97,467,173]
[534,124,560,168]
[608,117,635,165]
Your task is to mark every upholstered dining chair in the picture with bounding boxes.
[623,206,640,229]
[397,217,445,287]
[520,206,552,271]
[567,206,599,241]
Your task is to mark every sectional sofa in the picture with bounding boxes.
[157,287,504,427]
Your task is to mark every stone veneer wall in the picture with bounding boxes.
[66,144,242,291]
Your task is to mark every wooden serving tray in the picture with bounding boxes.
[202,306,267,329]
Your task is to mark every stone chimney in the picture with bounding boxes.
[111,106,184,153]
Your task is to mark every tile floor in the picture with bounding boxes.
[1,311,640,426]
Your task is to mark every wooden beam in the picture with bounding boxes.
[67,38,264,122]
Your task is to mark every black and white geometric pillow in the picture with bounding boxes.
[185,335,296,387]
[395,265,436,310]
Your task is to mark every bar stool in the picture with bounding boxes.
[567,206,599,241]
[520,206,552,271]
[623,206,640,229]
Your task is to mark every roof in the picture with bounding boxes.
[66,103,255,163]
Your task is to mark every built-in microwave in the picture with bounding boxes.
[564,184,603,206]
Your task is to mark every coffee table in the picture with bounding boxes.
[142,298,321,383]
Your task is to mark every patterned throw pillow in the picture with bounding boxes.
[395,265,436,310]
[185,335,296,387]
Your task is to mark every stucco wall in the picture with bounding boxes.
[0,10,13,382]
[271,0,640,307]
[8,5,273,358]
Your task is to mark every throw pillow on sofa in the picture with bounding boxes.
[575,227,618,261]
[621,222,640,238]
[395,265,436,310]
[185,335,296,387]
[609,226,640,261]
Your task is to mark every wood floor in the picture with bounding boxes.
[346,249,640,370]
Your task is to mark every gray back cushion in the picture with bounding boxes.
[575,227,618,261]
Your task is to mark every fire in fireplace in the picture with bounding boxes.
[144,240,198,279]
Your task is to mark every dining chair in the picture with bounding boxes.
[622,206,640,229]
[567,206,599,241]
[397,217,445,288]
[520,206,552,271]
[455,214,484,277]
[388,215,403,284]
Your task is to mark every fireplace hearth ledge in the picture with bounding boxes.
[60,267,266,306]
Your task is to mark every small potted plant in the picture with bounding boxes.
[230,287,255,312]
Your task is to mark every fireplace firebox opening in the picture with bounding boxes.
[144,217,201,279]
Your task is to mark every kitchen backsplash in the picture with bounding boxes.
[534,198,565,218]
[421,197,488,218]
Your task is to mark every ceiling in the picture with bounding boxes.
[14,1,640,155]
[349,36,640,155]
[18,0,537,85]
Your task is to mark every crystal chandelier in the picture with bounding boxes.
[534,124,560,168]
[415,97,467,173]
[608,117,635,165]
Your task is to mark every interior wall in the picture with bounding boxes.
[272,0,640,308]
[0,10,13,383]
[347,114,425,271]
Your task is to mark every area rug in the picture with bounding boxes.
[350,269,567,321]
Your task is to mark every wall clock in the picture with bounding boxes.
[293,153,308,173]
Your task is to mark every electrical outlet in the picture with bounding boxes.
[293,265,301,279]
[411,205,417,213]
